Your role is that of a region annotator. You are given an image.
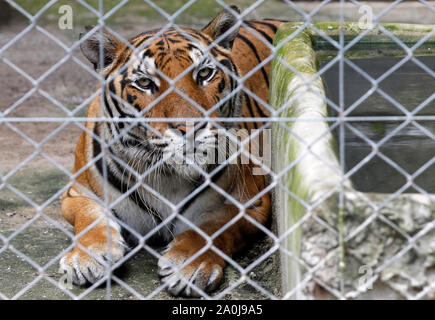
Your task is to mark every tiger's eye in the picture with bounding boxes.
[198,67,213,81]
[136,78,152,88]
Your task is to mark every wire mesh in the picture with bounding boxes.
[0,0,434,300]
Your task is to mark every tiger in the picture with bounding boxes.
[59,5,284,297]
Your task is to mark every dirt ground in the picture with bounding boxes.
[0,1,434,299]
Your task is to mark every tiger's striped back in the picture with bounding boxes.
[232,19,284,130]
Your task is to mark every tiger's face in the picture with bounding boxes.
[81,7,242,178]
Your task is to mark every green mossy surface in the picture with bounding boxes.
[271,22,321,294]
[275,22,435,61]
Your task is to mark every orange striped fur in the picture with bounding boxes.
[60,6,283,296]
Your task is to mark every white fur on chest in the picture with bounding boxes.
[91,163,223,241]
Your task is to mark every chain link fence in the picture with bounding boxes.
[0,0,434,300]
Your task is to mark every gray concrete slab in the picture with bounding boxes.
[0,227,281,300]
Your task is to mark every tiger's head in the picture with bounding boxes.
[80,6,244,178]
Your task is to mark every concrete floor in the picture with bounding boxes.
[1,0,433,300]
[0,227,281,300]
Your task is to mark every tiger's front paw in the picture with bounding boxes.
[59,239,126,286]
[157,231,224,297]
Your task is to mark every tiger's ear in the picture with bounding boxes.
[201,5,241,50]
[79,26,122,70]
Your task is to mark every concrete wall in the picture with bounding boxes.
[271,22,435,299]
